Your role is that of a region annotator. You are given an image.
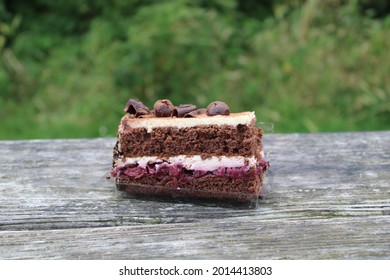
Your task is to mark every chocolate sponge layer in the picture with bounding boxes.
[116,174,263,202]
[117,123,263,158]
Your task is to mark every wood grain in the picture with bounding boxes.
[0,131,389,259]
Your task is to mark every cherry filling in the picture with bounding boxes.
[111,159,269,179]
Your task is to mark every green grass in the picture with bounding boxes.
[1,0,389,139]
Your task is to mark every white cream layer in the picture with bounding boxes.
[115,155,258,171]
[120,112,255,133]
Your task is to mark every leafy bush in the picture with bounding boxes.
[0,0,389,139]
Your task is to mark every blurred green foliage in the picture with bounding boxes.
[0,0,389,139]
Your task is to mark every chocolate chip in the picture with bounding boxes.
[153,99,174,117]
[184,108,207,118]
[206,101,230,116]
[173,104,197,117]
[124,99,150,117]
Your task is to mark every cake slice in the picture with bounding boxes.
[110,99,269,205]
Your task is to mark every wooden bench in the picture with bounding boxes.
[1,131,389,259]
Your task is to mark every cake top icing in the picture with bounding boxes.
[119,99,256,133]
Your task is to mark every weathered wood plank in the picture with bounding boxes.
[0,131,389,259]
[0,216,388,259]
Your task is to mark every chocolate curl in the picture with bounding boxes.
[124,99,150,117]
[206,101,230,116]
[184,108,207,118]
[172,104,197,117]
[154,99,175,117]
